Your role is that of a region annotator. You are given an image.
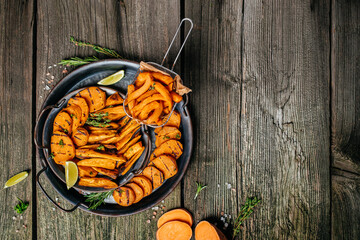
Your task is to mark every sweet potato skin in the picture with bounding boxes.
[113,187,135,207]
[92,167,119,179]
[195,221,228,240]
[157,208,193,228]
[156,221,192,240]
[130,176,153,196]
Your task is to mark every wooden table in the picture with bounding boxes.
[1,0,359,239]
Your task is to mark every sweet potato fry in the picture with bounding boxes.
[71,127,89,147]
[146,101,163,125]
[126,84,136,115]
[78,177,117,189]
[154,81,173,111]
[136,72,153,87]
[150,140,183,160]
[126,73,153,103]
[88,131,116,144]
[53,111,72,135]
[75,149,126,162]
[114,133,133,152]
[137,89,157,102]
[50,131,76,165]
[130,176,153,196]
[78,166,98,178]
[121,146,145,175]
[138,101,160,121]
[63,105,82,133]
[118,116,131,128]
[124,142,143,159]
[67,97,89,126]
[118,135,141,153]
[77,158,117,169]
[151,72,174,86]
[76,87,106,112]
[170,91,182,103]
[87,122,119,131]
[105,92,123,107]
[132,94,165,116]
[92,167,119,179]
[113,187,135,206]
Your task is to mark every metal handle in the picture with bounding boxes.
[34,99,66,149]
[161,18,193,70]
[36,167,81,212]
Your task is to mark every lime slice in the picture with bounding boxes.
[65,161,78,190]
[97,70,125,85]
[4,171,29,188]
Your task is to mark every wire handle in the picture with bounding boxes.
[161,18,193,70]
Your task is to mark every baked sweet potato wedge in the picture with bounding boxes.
[149,155,178,180]
[138,101,160,121]
[50,131,75,165]
[125,182,144,204]
[78,166,98,178]
[71,127,89,146]
[126,73,153,103]
[141,166,164,189]
[87,122,119,131]
[88,131,116,144]
[113,187,135,207]
[77,158,117,169]
[67,97,89,125]
[121,146,145,175]
[150,140,183,160]
[170,91,182,103]
[78,177,117,188]
[79,144,102,150]
[153,82,172,111]
[118,116,131,128]
[130,176,153,196]
[91,105,126,121]
[117,135,141,153]
[105,92,123,107]
[126,84,136,115]
[137,89,157,102]
[155,126,181,147]
[63,105,82,133]
[132,94,165,116]
[146,101,163,125]
[75,149,126,162]
[92,167,119,179]
[151,72,174,86]
[159,110,181,128]
[124,141,143,160]
[53,111,73,135]
[76,87,106,112]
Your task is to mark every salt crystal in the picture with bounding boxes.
[217,184,220,188]
[51,76,55,80]
[45,86,50,91]
[225,182,228,185]
[55,197,59,201]
[46,73,50,76]
[53,64,57,67]
[220,217,225,221]
[146,220,151,223]
[161,200,164,203]
[153,211,157,215]
[224,214,228,218]
[153,206,159,211]
[52,208,55,211]
[22,224,27,228]
[20,216,23,220]
[231,188,236,192]
[152,216,155,219]
[229,215,232,219]
[48,66,52,69]
[16,229,19,233]
[224,223,229,228]
[12,216,16,220]
[227,184,232,189]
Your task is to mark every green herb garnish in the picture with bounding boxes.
[194,182,207,200]
[59,139,64,147]
[232,197,261,239]
[70,36,122,58]
[163,135,171,140]
[176,133,180,139]
[84,190,114,210]
[14,198,29,214]
[59,56,99,66]
[49,153,55,159]
[97,145,105,150]
[64,129,68,134]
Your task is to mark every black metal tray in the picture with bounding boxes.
[35,59,193,216]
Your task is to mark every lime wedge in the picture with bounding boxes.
[4,171,29,188]
[97,70,125,85]
[65,161,78,190]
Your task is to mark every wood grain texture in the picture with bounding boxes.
[0,0,34,239]
[184,0,331,239]
[36,0,180,239]
[331,0,360,238]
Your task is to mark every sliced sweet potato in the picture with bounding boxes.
[78,177,117,189]
[87,122,119,131]
[157,209,193,228]
[63,105,82,133]
[121,146,145,175]
[71,127,89,146]
[170,91,182,103]
[155,127,181,147]
[114,133,133,152]
[138,101,160,121]
[130,176,153,196]
[77,158,117,169]
[79,144,101,150]
[53,111,72,134]
[91,105,126,121]
[126,182,144,204]
[124,141,143,159]
[136,72,153,85]
[88,131,116,144]
[195,221,228,240]
[117,122,140,141]
[154,81,172,111]
[118,116,131,128]
[151,72,174,86]
[126,84,136,115]
[67,97,89,125]
[132,94,165,116]
[118,135,141,153]
[141,166,164,190]
[146,101,163,125]
[92,167,119,179]
[76,87,106,112]
[75,149,126,162]
[137,89,157,102]
[50,131,75,165]
[90,129,117,135]
[113,187,135,207]
[78,166,98,178]
[150,140,183,160]
[163,101,171,114]
[159,111,181,128]
[149,155,178,180]
[126,73,153,103]
[106,92,123,107]
[156,221,192,240]
[103,144,117,149]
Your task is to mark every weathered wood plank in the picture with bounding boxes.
[0,0,34,239]
[331,0,360,238]
[184,0,331,239]
[36,0,180,239]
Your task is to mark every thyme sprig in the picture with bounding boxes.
[84,190,114,210]
[59,56,99,66]
[70,36,122,58]
[232,197,261,239]
[194,182,207,200]
[85,112,111,127]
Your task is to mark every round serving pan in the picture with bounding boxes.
[35,59,193,216]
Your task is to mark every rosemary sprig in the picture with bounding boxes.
[59,56,99,66]
[70,36,122,58]
[232,197,261,239]
[194,182,207,200]
[14,197,29,214]
[84,190,114,210]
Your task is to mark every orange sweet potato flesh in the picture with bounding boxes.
[67,97,89,126]
[50,131,75,165]
[146,101,163,125]
[157,209,193,228]
[141,166,164,190]
[155,127,181,147]
[118,116,131,128]
[156,221,192,240]
[170,91,182,103]
[126,84,136,115]
[78,177,118,189]
[118,135,141,153]
[137,89,157,102]
[105,92,123,107]
[79,144,101,150]
[113,187,135,206]
[138,101,160,121]
[149,155,178,180]
[77,158,117,169]
[150,140,183,160]
[154,82,173,111]
[124,141,143,159]
[130,176,153,196]
[195,221,228,240]
[53,111,72,134]
[71,127,89,146]
[151,72,174,86]
[76,87,106,112]
[159,111,181,128]
[125,182,144,203]
[132,94,165,116]
[63,104,82,133]
[78,166,98,178]
[88,131,116,144]
[92,167,119,179]
[121,146,145,175]
[75,149,126,162]
[126,73,153,103]
[87,122,119,131]
[91,105,126,121]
